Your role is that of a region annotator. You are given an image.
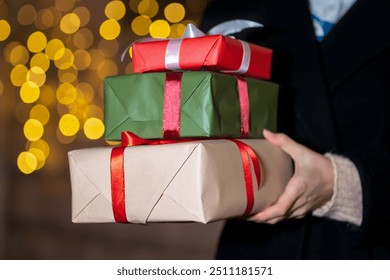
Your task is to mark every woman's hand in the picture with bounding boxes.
[248,129,334,224]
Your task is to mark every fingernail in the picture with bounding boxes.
[263,129,273,136]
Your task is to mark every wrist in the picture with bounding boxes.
[321,154,335,203]
[313,153,363,226]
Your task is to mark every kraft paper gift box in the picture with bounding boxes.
[132,34,273,80]
[104,71,279,141]
[69,138,292,224]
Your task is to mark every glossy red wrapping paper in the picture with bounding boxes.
[132,35,273,80]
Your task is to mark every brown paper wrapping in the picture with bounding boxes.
[68,139,292,224]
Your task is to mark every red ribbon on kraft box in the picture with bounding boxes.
[110,131,262,223]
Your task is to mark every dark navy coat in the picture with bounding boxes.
[201,0,390,259]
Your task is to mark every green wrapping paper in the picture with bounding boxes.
[104,71,278,141]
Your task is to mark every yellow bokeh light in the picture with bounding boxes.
[56,128,76,144]
[34,9,48,30]
[88,49,105,70]
[24,119,44,141]
[30,53,50,72]
[56,103,69,117]
[70,104,88,121]
[149,19,170,38]
[129,0,142,13]
[105,0,126,20]
[0,20,11,41]
[27,31,47,53]
[75,92,88,105]
[84,117,105,140]
[138,0,159,18]
[87,104,104,119]
[73,6,90,27]
[74,92,87,106]
[35,9,61,30]
[164,3,185,23]
[97,59,118,80]
[27,66,46,87]
[28,148,46,170]
[73,28,94,49]
[55,0,75,12]
[10,45,30,66]
[58,67,78,83]
[20,81,40,103]
[40,7,62,29]
[60,13,80,34]
[56,82,77,105]
[17,4,37,25]
[10,64,28,87]
[45,38,65,60]
[54,48,74,70]
[99,19,121,40]
[38,84,55,106]
[17,151,37,174]
[41,8,55,28]
[73,49,91,70]
[2,0,191,173]
[30,104,50,126]
[29,139,50,158]
[3,41,19,63]
[170,23,186,38]
[128,46,133,59]
[131,15,152,36]
[76,82,94,103]
[0,80,3,95]
[59,114,80,136]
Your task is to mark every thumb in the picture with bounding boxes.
[263,129,304,160]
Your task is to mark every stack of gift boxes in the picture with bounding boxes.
[68,26,293,224]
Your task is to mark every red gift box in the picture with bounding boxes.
[132,35,273,80]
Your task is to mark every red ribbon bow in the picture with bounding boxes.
[110,132,262,223]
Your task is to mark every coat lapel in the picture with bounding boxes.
[321,0,390,91]
[250,0,340,152]
[200,0,341,152]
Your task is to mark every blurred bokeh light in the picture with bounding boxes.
[1,0,208,174]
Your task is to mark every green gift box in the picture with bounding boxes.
[104,71,278,141]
